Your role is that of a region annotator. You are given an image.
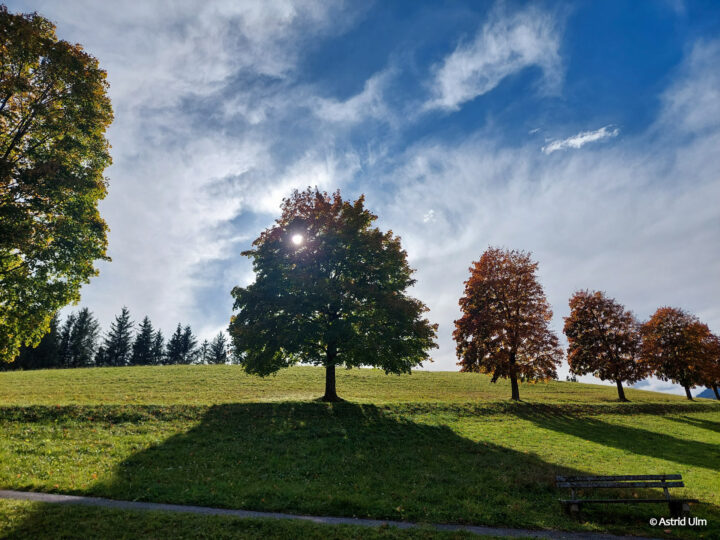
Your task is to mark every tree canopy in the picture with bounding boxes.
[229,188,437,401]
[454,247,562,400]
[0,7,113,363]
[563,290,647,401]
[639,307,717,400]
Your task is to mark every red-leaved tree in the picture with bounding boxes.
[563,290,648,401]
[454,248,562,401]
[640,307,716,400]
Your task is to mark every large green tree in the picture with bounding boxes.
[0,7,113,363]
[229,188,438,401]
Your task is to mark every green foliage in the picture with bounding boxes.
[208,332,228,364]
[229,189,438,398]
[130,316,155,366]
[0,6,113,362]
[101,307,134,367]
[151,330,165,365]
[66,307,100,367]
[166,324,197,365]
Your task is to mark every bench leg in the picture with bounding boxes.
[669,501,682,517]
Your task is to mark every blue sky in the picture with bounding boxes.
[9,0,720,394]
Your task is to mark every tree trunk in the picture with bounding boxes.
[713,384,719,400]
[684,385,693,400]
[509,352,520,401]
[616,379,628,402]
[321,342,341,402]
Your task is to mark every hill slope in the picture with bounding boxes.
[0,366,718,539]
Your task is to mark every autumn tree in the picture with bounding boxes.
[229,188,438,401]
[700,335,720,400]
[563,290,647,401]
[0,7,113,363]
[454,248,562,401]
[639,307,716,400]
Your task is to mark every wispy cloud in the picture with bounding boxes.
[425,5,562,111]
[542,126,620,154]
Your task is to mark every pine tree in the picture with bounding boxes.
[198,339,210,364]
[166,324,184,365]
[102,307,134,367]
[151,330,165,365]
[130,316,155,366]
[209,332,229,364]
[13,315,62,370]
[59,313,77,367]
[180,325,198,364]
[68,308,100,367]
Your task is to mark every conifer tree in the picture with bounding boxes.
[209,332,229,364]
[68,308,100,367]
[130,316,155,365]
[180,325,198,364]
[151,330,165,365]
[13,315,61,370]
[102,307,134,367]
[166,324,184,365]
[59,313,77,367]
[198,339,210,364]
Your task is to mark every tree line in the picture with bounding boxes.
[454,248,720,402]
[2,307,231,371]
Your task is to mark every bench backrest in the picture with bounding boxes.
[557,474,683,489]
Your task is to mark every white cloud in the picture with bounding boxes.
[313,70,392,124]
[542,125,620,154]
[425,5,562,111]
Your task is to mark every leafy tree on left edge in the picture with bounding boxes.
[0,6,113,363]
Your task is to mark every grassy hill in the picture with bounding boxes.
[1,366,718,539]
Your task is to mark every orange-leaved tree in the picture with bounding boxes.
[453,248,562,401]
[699,334,720,400]
[563,290,648,401]
[639,307,716,400]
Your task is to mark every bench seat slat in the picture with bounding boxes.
[556,474,681,482]
[557,481,684,489]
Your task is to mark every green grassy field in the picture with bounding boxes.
[0,366,718,539]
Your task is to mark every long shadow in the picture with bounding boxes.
[663,415,720,435]
[519,409,720,472]
[5,402,720,538]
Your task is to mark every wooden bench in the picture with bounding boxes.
[556,474,698,517]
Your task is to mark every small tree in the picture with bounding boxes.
[130,316,154,366]
[198,339,210,364]
[151,330,165,365]
[68,308,100,367]
[229,188,438,401]
[166,324,184,365]
[698,334,720,400]
[640,307,715,400]
[454,247,562,401]
[102,307,134,367]
[563,290,647,401]
[58,313,77,367]
[208,332,229,364]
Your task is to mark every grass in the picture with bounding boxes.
[0,365,718,539]
[0,500,487,539]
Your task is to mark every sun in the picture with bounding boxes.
[291,233,304,246]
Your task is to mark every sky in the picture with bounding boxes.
[8,0,720,395]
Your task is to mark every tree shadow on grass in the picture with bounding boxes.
[517,409,720,472]
[663,415,720,435]
[5,402,720,538]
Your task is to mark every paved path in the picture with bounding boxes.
[0,490,659,540]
